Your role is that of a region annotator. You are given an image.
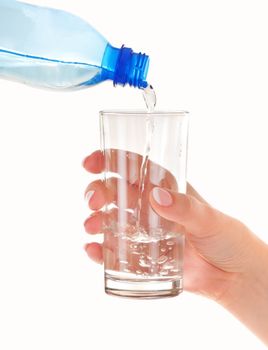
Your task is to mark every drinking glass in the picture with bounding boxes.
[100,110,189,298]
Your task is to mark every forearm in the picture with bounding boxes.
[220,235,268,345]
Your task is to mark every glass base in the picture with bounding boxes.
[105,271,183,299]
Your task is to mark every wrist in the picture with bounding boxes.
[219,235,268,345]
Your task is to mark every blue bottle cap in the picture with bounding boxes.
[102,44,149,88]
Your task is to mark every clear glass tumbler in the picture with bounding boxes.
[100,111,189,298]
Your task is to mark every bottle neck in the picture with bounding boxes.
[101,44,149,88]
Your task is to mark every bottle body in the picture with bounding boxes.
[0,0,108,89]
[0,0,149,90]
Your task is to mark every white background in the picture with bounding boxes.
[0,0,267,349]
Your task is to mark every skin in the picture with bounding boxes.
[83,149,268,345]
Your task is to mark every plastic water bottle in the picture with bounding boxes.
[0,0,150,90]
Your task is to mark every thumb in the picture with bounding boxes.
[149,187,229,237]
[149,187,253,271]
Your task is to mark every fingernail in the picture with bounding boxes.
[152,187,173,207]
[83,217,90,228]
[84,190,95,203]
[82,157,88,167]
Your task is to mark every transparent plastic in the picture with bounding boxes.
[0,0,149,89]
[100,111,189,298]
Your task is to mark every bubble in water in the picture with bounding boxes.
[132,251,140,255]
[161,259,177,271]
[167,240,175,246]
[158,255,168,264]
[130,243,138,249]
[162,262,175,270]
[131,231,150,242]
[171,268,179,273]
[139,258,151,268]
[160,270,169,276]
[119,260,128,265]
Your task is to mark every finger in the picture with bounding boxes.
[150,187,245,243]
[84,179,108,211]
[149,186,233,238]
[84,242,103,264]
[84,211,104,234]
[149,187,253,271]
[83,149,177,190]
[85,178,139,210]
[83,150,104,174]
[83,150,140,178]
[84,208,138,235]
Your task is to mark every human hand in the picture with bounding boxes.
[83,148,179,266]
[83,149,268,345]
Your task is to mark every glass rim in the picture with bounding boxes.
[100,110,189,117]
